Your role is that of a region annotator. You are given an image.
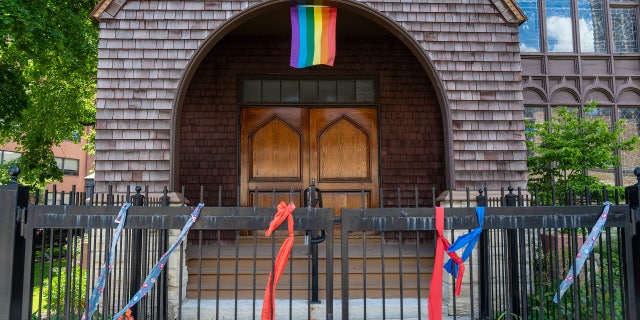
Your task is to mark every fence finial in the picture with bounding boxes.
[160,186,170,207]
[505,185,517,207]
[8,165,19,185]
[132,186,144,206]
[476,189,486,207]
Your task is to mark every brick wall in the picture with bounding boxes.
[179,36,444,205]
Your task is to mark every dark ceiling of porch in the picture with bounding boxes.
[230,3,391,37]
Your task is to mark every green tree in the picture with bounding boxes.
[526,102,639,199]
[0,0,97,187]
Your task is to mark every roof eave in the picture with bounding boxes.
[90,0,112,21]
[501,0,528,25]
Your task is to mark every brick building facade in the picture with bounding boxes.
[91,0,528,204]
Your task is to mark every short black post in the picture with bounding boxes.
[130,186,144,318]
[477,189,491,319]
[0,166,29,320]
[160,186,170,207]
[505,186,521,317]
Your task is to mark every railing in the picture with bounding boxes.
[340,204,634,319]
[2,170,640,319]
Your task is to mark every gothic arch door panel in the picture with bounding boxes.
[240,107,308,207]
[240,107,378,214]
[310,108,379,215]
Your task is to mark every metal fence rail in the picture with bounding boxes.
[1,180,639,319]
[341,204,634,319]
[23,199,335,320]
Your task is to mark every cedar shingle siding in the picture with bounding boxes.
[93,0,527,197]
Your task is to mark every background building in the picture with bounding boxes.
[1,138,93,198]
[517,0,640,186]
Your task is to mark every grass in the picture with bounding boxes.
[31,240,87,319]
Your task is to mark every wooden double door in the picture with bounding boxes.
[240,107,379,214]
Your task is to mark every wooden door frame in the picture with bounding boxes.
[239,106,380,208]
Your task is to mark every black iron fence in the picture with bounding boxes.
[2,168,640,319]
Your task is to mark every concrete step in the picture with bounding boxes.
[184,240,435,300]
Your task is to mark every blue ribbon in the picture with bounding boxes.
[553,201,612,303]
[83,202,132,320]
[444,206,485,277]
[112,203,205,319]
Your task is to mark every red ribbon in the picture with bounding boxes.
[428,207,464,319]
[261,201,296,320]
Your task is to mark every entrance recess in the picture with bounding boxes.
[240,107,378,214]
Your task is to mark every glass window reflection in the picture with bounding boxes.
[518,0,541,52]
[578,0,607,53]
[546,0,575,52]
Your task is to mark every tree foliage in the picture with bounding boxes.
[0,0,97,187]
[526,102,639,197]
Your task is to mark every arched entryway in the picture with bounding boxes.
[172,1,451,206]
[169,0,451,302]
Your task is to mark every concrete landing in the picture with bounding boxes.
[176,298,471,320]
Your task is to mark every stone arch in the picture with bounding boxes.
[523,86,548,104]
[583,86,614,104]
[549,86,581,104]
[617,86,640,105]
[170,0,452,190]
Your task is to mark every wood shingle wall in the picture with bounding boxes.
[93,0,527,194]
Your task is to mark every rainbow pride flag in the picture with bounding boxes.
[290,6,337,68]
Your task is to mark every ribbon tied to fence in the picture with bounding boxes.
[83,202,132,320]
[112,203,205,319]
[428,206,464,320]
[553,201,612,303]
[444,206,485,279]
[261,201,296,320]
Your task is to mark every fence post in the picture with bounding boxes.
[477,189,492,319]
[0,166,29,320]
[625,167,640,319]
[304,179,324,304]
[130,186,144,318]
[504,186,521,317]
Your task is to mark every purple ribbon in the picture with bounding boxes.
[83,202,131,320]
[112,203,205,319]
[553,201,612,303]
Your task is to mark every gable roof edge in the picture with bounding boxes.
[492,0,527,25]
[91,0,126,21]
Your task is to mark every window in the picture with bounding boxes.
[55,157,80,176]
[585,106,615,184]
[0,150,21,164]
[524,107,546,156]
[519,0,541,52]
[578,0,607,52]
[1,152,80,176]
[239,76,377,104]
[517,0,639,53]
[618,107,640,185]
[525,105,640,186]
[546,0,574,52]
[611,8,639,53]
